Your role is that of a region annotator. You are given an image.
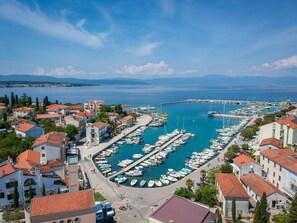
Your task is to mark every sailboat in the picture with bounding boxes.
[208,104,217,118]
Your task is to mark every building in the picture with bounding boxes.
[232,154,262,178]
[260,148,297,198]
[36,114,62,122]
[241,173,286,209]
[13,107,35,118]
[83,100,104,111]
[215,173,250,219]
[15,123,44,139]
[25,190,96,223]
[259,137,284,151]
[107,112,120,122]
[65,115,86,138]
[46,104,70,115]
[0,106,8,115]
[149,195,216,223]
[75,111,95,123]
[68,105,83,114]
[122,115,134,127]
[86,121,108,144]
[259,116,297,147]
[122,104,133,114]
[32,132,68,165]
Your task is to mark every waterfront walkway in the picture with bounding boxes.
[213,113,250,119]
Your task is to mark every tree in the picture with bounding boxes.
[260,192,267,223]
[55,99,58,104]
[175,187,193,199]
[241,127,255,139]
[42,183,46,196]
[114,104,123,114]
[200,169,207,185]
[232,198,236,222]
[13,182,19,208]
[241,143,249,151]
[65,124,78,140]
[288,192,297,223]
[224,150,237,160]
[229,144,240,153]
[193,184,217,207]
[254,201,260,223]
[96,112,110,123]
[35,97,39,111]
[221,163,233,173]
[185,178,194,191]
[15,94,19,105]
[100,105,113,112]
[28,96,32,106]
[58,187,61,194]
[217,209,223,223]
[11,92,15,106]
[273,213,289,223]
[4,94,8,107]
[3,112,7,122]
[28,185,34,202]
[207,168,221,184]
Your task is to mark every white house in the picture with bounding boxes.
[122,104,133,114]
[75,112,95,123]
[215,173,250,219]
[13,107,35,118]
[241,173,287,209]
[15,123,44,139]
[32,132,68,165]
[121,115,134,127]
[65,115,86,138]
[259,137,284,151]
[260,148,297,198]
[46,104,70,115]
[86,121,108,144]
[83,100,104,111]
[232,154,262,178]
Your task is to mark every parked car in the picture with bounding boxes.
[95,202,104,223]
[104,202,115,218]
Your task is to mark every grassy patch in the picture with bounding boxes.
[94,192,106,201]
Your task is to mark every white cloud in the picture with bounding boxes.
[116,61,174,75]
[34,67,45,75]
[180,69,199,74]
[0,1,109,48]
[262,55,297,69]
[131,42,161,56]
[34,66,86,76]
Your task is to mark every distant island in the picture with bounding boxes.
[0,81,93,88]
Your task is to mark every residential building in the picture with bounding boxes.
[15,123,44,139]
[259,116,297,147]
[75,111,95,123]
[215,173,250,218]
[241,173,286,209]
[65,115,86,138]
[149,195,216,223]
[32,132,68,165]
[107,112,120,122]
[46,104,70,115]
[232,154,262,178]
[122,115,134,127]
[86,108,101,116]
[84,100,104,111]
[259,137,284,151]
[36,114,62,122]
[13,107,35,118]
[68,105,83,114]
[122,104,133,114]
[0,106,8,115]
[86,121,108,144]
[12,119,29,129]
[25,190,96,223]
[260,148,297,198]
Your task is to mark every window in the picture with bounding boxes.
[280,166,282,171]
[25,188,36,198]
[268,159,270,164]
[6,181,17,189]
[42,146,45,150]
[273,180,275,184]
[0,192,4,199]
[273,172,275,177]
[24,178,36,187]
[7,193,14,200]
[267,168,269,173]
[42,154,45,157]
[277,183,279,188]
[274,163,276,168]
[279,176,281,181]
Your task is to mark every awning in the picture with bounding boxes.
[271,198,278,201]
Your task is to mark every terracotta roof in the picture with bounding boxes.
[85,100,104,104]
[48,159,64,167]
[122,104,132,108]
[14,107,34,111]
[0,106,7,109]
[93,121,106,128]
[260,138,283,149]
[14,150,40,170]
[16,123,35,133]
[123,115,133,120]
[40,165,54,174]
[150,195,216,223]
[233,154,258,167]
[68,105,83,111]
[0,161,16,178]
[13,119,28,125]
[261,149,297,174]
[46,104,69,112]
[32,132,67,148]
[215,173,249,198]
[276,115,297,129]
[241,173,284,197]
[30,190,95,217]
[76,112,94,117]
[36,114,62,119]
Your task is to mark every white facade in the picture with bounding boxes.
[13,108,35,118]
[33,144,61,165]
[283,170,297,198]
[84,100,104,111]
[86,123,107,144]
[122,105,133,114]
[233,162,262,178]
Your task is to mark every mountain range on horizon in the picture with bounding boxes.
[1,74,297,87]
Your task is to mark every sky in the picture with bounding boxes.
[0,0,297,79]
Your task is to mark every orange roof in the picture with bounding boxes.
[13,119,28,125]
[233,154,258,167]
[14,150,40,170]
[68,105,83,111]
[215,173,249,198]
[276,115,297,129]
[14,107,34,111]
[0,161,16,178]
[260,138,283,149]
[16,123,35,132]
[261,149,297,174]
[123,115,133,120]
[32,132,67,148]
[46,104,69,112]
[40,165,53,174]
[76,112,94,117]
[31,190,95,217]
[36,114,62,119]
[48,159,64,167]
[241,173,284,197]
[0,106,7,109]
[93,121,106,128]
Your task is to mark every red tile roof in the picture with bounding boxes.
[76,112,94,117]
[93,121,106,128]
[14,150,40,170]
[123,115,133,120]
[260,138,283,149]
[40,165,54,174]
[276,115,297,129]
[261,149,297,174]
[30,190,95,217]
[32,132,67,148]
[0,106,7,109]
[215,173,249,198]
[16,123,35,133]
[68,105,83,111]
[233,154,258,167]
[150,195,216,223]
[241,173,284,197]
[46,104,69,112]
[48,159,64,167]
[36,114,62,119]
[0,161,16,178]
[14,107,34,111]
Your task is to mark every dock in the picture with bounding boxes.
[212,114,250,119]
[108,133,184,179]
[161,99,275,106]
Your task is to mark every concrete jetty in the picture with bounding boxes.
[108,133,184,179]
[212,113,250,119]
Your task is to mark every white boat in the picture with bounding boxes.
[160,177,170,185]
[155,180,162,187]
[148,180,155,188]
[167,176,178,182]
[125,170,143,177]
[96,160,108,164]
[133,154,143,159]
[140,180,146,187]
[102,168,112,174]
[130,179,138,186]
[115,175,127,184]
[117,159,133,167]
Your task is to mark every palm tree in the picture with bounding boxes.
[200,169,207,185]
[185,179,194,191]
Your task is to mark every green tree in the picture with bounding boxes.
[260,192,267,223]
[3,112,7,122]
[114,104,123,114]
[15,94,19,105]
[28,96,32,106]
[96,112,110,123]
[185,178,194,191]
[65,124,78,141]
[288,192,297,223]
[217,210,223,223]
[193,184,217,207]
[100,105,113,112]
[174,187,193,199]
[241,143,249,151]
[42,183,46,196]
[13,182,19,208]
[254,201,261,223]
[28,185,34,202]
[221,163,233,173]
[20,93,29,106]
[4,94,8,107]
[273,213,289,223]
[229,144,240,153]
[232,198,236,222]
[241,127,255,139]
[200,169,207,185]
[55,99,58,104]
[58,187,61,194]
[35,97,39,111]
[224,150,237,160]
[11,92,15,107]
[207,168,221,184]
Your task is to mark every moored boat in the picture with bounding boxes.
[130,179,138,186]
[140,180,146,187]
[148,180,155,188]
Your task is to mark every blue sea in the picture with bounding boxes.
[1,84,296,187]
